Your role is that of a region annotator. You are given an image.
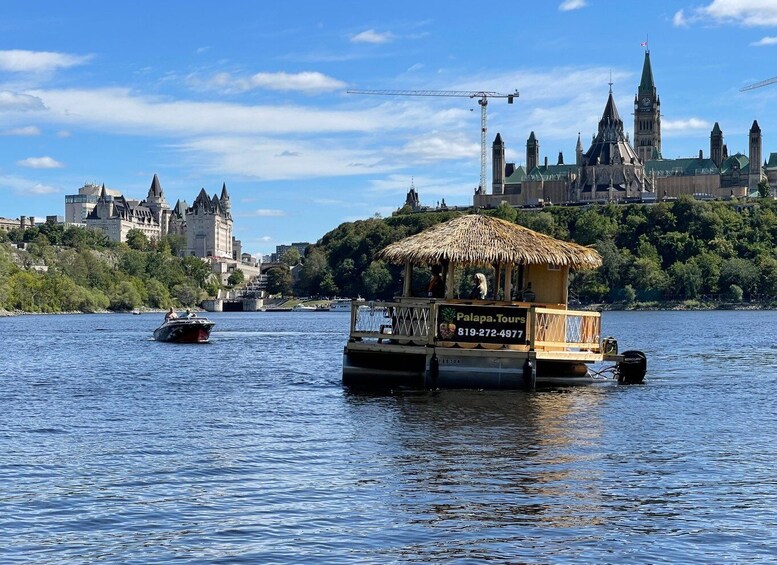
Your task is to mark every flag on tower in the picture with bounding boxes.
[640,41,648,47]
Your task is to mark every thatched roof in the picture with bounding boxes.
[378,214,602,269]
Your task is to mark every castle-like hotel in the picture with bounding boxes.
[66,174,235,259]
[473,50,775,209]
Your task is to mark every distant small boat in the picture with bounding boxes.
[292,304,316,312]
[131,310,142,315]
[153,318,215,343]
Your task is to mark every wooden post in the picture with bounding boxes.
[504,263,513,302]
[493,263,501,301]
[403,262,413,297]
[445,262,455,298]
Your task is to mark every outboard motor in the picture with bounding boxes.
[617,350,647,384]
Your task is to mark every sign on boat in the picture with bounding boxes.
[342,214,647,390]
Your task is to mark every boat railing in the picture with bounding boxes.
[349,300,601,353]
[350,300,431,342]
[531,307,601,352]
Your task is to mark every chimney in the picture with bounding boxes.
[544,156,548,167]
[699,149,703,159]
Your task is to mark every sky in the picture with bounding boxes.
[2,0,777,257]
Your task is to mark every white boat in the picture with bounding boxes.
[292,303,316,312]
[329,299,353,312]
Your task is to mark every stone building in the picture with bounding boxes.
[172,183,233,259]
[65,183,123,225]
[82,175,235,259]
[85,177,167,243]
[474,49,766,208]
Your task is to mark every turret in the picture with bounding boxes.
[526,131,539,172]
[710,122,723,168]
[749,119,763,193]
[492,133,505,195]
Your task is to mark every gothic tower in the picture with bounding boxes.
[749,120,762,193]
[633,49,661,162]
[526,131,539,172]
[710,122,724,168]
[492,133,505,195]
[575,133,584,166]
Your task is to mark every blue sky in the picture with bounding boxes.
[2,0,777,256]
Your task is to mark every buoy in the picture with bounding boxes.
[617,350,647,384]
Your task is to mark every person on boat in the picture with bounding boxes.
[521,282,536,302]
[165,307,178,322]
[427,265,445,298]
[469,273,488,300]
[185,309,197,318]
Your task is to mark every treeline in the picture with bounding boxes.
[0,224,217,313]
[271,197,777,306]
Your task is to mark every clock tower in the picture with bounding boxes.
[633,49,661,162]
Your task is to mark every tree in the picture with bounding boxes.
[281,248,302,267]
[180,256,212,287]
[491,202,517,223]
[227,268,245,287]
[296,248,328,296]
[126,229,148,251]
[265,266,293,296]
[109,281,142,311]
[361,261,393,299]
[758,177,772,199]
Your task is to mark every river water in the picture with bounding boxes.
[1,310,776,563]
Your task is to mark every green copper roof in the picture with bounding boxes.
[719,153,749,175]
[505,165,527,184]
[525,164,578,181]
[638,51,656,96]
[644,157,718,176]
[766,152,777,168]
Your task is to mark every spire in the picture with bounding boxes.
[100,183,107,200]
[149,174,163,198]
[599,90,624,133]
[576,132,583,152]
[638,50,655,96]
[712,122,722,134]
[220,182,229,201]
[494,132,503,145]
[751,119,761,133]
[527,131,536,143]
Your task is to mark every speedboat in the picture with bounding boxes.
[292,304,316,311]
[153,318,215,343]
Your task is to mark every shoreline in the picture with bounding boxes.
[2,303,774,317]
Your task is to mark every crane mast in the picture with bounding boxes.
[347,88,519,191]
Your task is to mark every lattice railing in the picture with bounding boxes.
[351,301,431,341]
[532,308,601,351]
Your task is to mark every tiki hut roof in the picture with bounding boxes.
[378,214,602,269]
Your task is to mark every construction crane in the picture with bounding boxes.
[740,76,777,92]
[347,89,519,191]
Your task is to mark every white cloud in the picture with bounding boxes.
[351,29,395,44]
[28,183,60,194]
[56,130,71,138]
[0,174,60,195]
[241,209,287,217]
[1,126,41,136]
[0,49,91,72]
[0,91,46,111]
[751,36,777,46]
[191,71,347,93]
[662,118,711,131]
[673,9,688,27]
[681,1,777,27]
[559,0,587,11]
[17,156,64,169]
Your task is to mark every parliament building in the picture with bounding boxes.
[474,50,773,209]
